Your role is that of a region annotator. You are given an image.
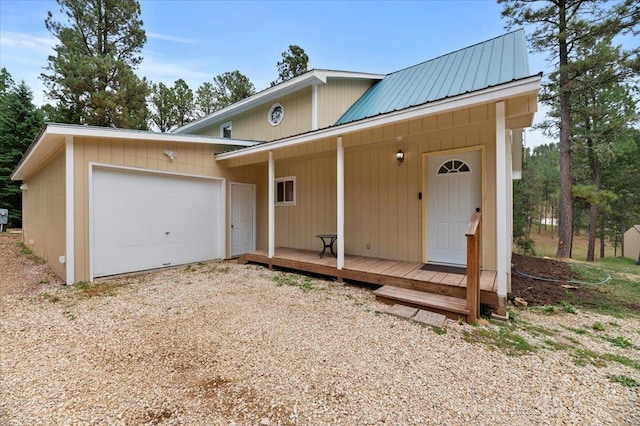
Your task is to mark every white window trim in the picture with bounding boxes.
[275,176,296,206]
[268,103,284,127]
[220,121,232,138]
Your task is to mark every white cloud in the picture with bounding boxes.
[0,31,56,56]
[137,55,214,88]
[147,32,198,45]
[0,31,56,106]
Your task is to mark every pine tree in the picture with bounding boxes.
[499,0,640,258]
[0,70,44,227]
[41,0,149,128]
[195,82,216,118]
[271,45,309,86]
[211,71,255,110]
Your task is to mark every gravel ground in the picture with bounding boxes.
[1,233,639,425]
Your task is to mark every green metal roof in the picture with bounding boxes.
[336,30,531,125]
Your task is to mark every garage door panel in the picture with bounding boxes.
[92,168,223,278]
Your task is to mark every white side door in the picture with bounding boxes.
[230,182,255,257]
[427,151,481,265]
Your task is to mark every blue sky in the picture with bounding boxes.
[1,0,554,145]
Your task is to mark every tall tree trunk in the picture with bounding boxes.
[557,1,573,258]
[599,219,605,258]
[620,220,626,258]
[586,122,599,262]
[551,203,555,239]
[587,205,598,261]
[538,204,543,234]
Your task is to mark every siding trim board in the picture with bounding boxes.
[65,136,75,284]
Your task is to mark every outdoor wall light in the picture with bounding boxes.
[396,150,405,165]
[164,149,177,161]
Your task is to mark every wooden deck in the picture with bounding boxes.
[240,247,498,307]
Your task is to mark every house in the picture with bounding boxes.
[12,30,541,319]
[623,225,640,263]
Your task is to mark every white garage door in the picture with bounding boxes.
[92,167,224,278]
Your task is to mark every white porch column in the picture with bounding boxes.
[337,137,345,270]
[495,101,508,314]
[507,130,515,294]
[65,136,75,284]
[268,150,275,259]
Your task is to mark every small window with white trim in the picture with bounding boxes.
[268,103,284,126]
[275,176,295,205]
[220,121,232,138]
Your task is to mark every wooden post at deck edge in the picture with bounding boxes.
[465,212,482,323]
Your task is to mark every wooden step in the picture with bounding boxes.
[373,285,469,320]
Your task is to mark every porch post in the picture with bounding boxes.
[495,101,508,316]
[337,137,345,270]
[268,150,275,259]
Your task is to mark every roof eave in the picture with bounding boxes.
[11,124,258,181]
[216,74,542,162]
[174,70,385,135]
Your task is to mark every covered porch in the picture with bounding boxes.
[220,85,540,320]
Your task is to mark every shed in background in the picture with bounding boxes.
[623,225,640,262]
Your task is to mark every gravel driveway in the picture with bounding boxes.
[1,233,638,425]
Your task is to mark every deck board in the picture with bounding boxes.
[374,286,469,316]
[240,247,498,306]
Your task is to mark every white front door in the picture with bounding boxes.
[426,151,481,265]
[230,182,255,257]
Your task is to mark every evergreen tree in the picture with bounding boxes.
[499,0,640,258]
[0,71,44,227]
[148,82,175,132]
[271,45,309,86]
[211,71,255,110]
[41,0,149,128]
[172,79,194,127]
[571,40,638,260]
[195,82,216,118]
[148,79,195,132]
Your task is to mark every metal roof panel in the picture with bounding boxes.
[336,30,533,125]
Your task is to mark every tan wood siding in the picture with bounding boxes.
[262,101,510,269]
[317,79,375,128]
[191,89,313,142]
[272,154,337,252]
[73,137,261,281]
[22,149,66,279]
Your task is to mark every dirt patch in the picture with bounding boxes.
[510,253,593,306]
[0,233,64,297]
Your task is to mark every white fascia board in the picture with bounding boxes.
[11,124,257,181]
[44,124,257,146]
[318,70,385,81]
[216,75,542,161]
[175,70,386,135]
